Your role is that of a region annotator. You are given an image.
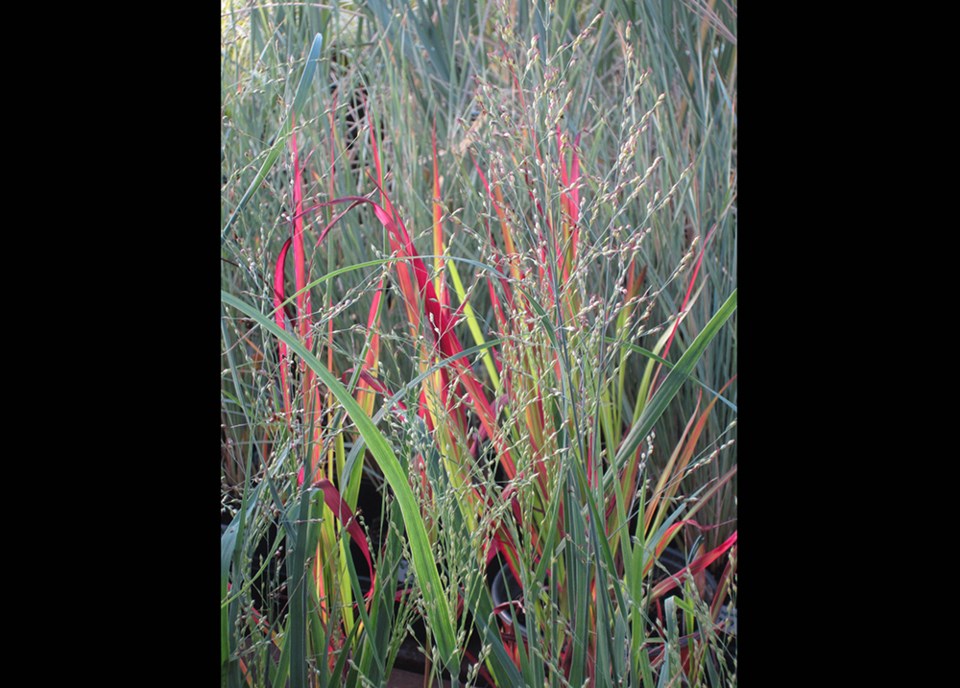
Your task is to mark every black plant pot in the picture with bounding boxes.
[490,564,527,639]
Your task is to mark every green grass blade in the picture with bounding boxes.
[660,596,680,688]
[287,484,313,688]
[612,289,737,481]
[447,257,500,388]
[220,573,230,674]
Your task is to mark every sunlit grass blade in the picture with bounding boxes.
[432,121,446,303]
[356,276,385,417]
[446,256,500,389]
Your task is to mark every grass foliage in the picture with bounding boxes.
[222,1,737,686]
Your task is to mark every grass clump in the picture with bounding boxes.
[222,1,736,686]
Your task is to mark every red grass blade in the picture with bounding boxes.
[650,530,737,601]
[289,121,312,350]
[273,238,294,423]
[313,478,377,602]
